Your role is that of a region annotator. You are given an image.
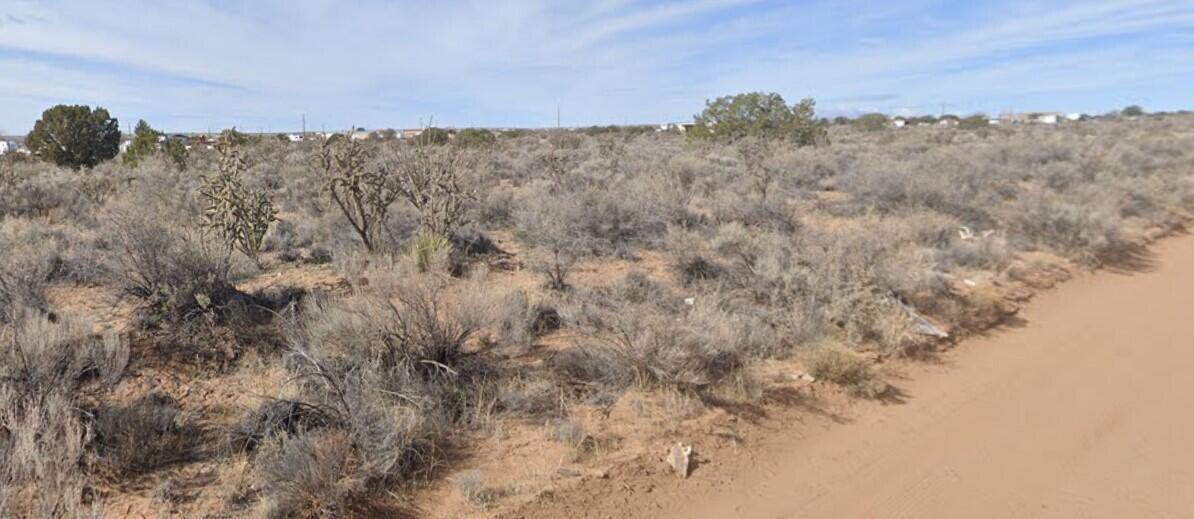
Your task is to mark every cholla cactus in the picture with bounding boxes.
[199,140,277,265]
[314,137,398,251]
[393,143,476,238]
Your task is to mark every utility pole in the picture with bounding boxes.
[302,113,306,136]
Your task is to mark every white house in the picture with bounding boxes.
[1065,113,1083,121]
[350,130,371,141]
[656,122,690,133]
[891,117,907,128]
[287,133,305,142]
[1036,113,1060,124]
[0,140,16,155]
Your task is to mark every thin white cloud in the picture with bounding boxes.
[0,0,1190,131]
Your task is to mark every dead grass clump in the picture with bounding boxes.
[562,309,745,395]
[106,212,239,326]
[227,399,333,453]
[253,430,362,518]
[90,393,206,478]
[674,254,725,287]
[234,281,503,514]
[803,346,888,398]
[451,469,503,506]
[1,310,125,518]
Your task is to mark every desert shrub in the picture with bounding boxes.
[473,286,560,349]
[1,310,125,518]
[90,393,204,477]
[0,221,58,321]
[803,346,887,398]
[0,388,100,518]
[1002,190,1126,265]
[554,298,751,395]
[106,212,239,325]
[854,113,890,131]
[514,182,666,257]
[533,248,576,291]
[248,280,506,513]
[451,469,501,506]
[937,231,1011,271]
[253,430,362,518]
[455,128,496,148]
[0,310,126,403]
[227,400,332,453]
[959,115,990,130]
[674,254,725,287]
[416,127,451,146]
[495,376,563,416]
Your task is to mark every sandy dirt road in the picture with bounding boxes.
[513,235,1194,519]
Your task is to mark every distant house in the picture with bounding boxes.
[891,117,907,128]
[287,133,305,142]
[1000,112,1065,125]
[0,140,17,155]
[400,129,424,139]
[656,122,689,133]
[118,140,133,153]
[350,130,371,141]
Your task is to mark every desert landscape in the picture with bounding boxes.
[4,106,1194,517]
[4,2,1194,518]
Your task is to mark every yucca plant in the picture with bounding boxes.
[409,232,452,273]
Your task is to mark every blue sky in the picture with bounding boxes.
[1,0,1192,133]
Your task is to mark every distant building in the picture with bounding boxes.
[400,129,424,139]
[119,140,133,153]
[1000,112,1065,125]
[891,117,907,128]
[350,130,371,141]
[287,133,305,142]
[656,122,689,133]
[0,140,17,155]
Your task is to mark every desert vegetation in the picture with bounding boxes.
[3,97,1193,516]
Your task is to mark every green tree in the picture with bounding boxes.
[689,92,826,145]
[416,127,451,146]
[455,128,496,147]
[162,138,188,171]
[1121,105,1145,117]
[854,113,890,131]
[959,114,990,130]
[26,105,120,168]
[122,119,160,167]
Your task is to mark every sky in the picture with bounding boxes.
[1,0,1192,133]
